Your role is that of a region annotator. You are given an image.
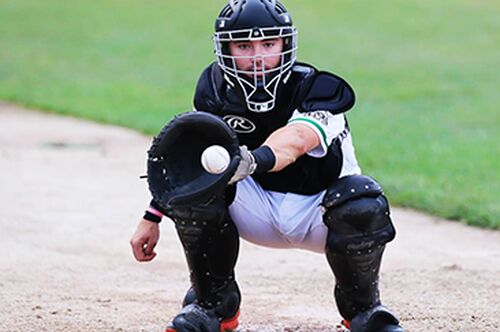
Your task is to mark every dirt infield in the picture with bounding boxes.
[0,103,499,332]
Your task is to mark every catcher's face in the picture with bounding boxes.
[228,38,284,78]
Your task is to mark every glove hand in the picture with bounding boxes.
[229,146,257,184]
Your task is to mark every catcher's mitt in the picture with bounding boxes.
[147,111,240,210]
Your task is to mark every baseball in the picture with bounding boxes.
[201,145,230,174]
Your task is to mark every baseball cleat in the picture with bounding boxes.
[165,304,240,332]
[338,305,404,332]
[335,319,351,332]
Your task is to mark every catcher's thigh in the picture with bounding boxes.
[228,176,328,253]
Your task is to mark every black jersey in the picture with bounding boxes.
[193,62,355,195]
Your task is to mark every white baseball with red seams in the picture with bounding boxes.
[201,145,230,174]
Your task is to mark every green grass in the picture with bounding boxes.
[0,0,498,228]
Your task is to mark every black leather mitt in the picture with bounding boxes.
[147,111,240,210]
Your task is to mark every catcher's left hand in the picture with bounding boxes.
[146,111,240,210]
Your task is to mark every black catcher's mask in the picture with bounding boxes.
[213,0,298,112]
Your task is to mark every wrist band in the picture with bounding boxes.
[147,206,164,218]
[143,211,161,223]
[252,145,276,173]
[143,206,163,223]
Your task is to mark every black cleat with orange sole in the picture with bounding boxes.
[165,303,240,332]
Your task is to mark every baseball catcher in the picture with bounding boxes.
[130,1,404,331]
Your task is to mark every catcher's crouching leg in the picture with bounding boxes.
[144,111,243,331]
[165,187,241,332]
[322,175,404,332]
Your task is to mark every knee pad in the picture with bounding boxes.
[322,175,396,319]
[168,186,237,251]
[322,175,396,253]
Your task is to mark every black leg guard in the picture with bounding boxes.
[324,191,393,319]
[323,175,403,332]
[166,189,241,332]
[174,206,240,314]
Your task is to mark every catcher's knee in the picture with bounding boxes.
[322,175,396,253]
[167,186,237,249]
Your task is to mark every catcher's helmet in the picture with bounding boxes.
[214,0,298,113]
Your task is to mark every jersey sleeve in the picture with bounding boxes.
[287,109,346,158]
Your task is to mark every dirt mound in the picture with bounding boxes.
[1,103,499,331]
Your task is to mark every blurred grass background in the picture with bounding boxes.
[0,0,498,228]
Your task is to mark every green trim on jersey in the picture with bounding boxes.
[288,117,328,147]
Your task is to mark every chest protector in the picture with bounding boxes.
[194,62,355,195]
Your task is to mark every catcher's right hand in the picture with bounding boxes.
[130,219,159,262]
[229,146,257,184]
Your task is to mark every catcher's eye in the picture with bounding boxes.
[263,40,277,48]
[236,42,251,50]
